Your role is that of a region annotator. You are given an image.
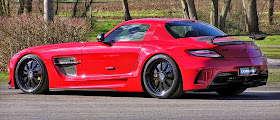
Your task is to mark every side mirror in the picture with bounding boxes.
[97,33,105,42]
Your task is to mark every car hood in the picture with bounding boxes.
[21,42,87,57]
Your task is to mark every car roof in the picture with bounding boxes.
[122,18,197,25]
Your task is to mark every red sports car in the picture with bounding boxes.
[8,18,268,98]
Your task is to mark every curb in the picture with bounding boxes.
[267,59,280,67]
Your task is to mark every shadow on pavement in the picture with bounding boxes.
[43,90,280,100]
[46,90,152,98]
[181,91,280,100]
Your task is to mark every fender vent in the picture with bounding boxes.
[54,57,79,76]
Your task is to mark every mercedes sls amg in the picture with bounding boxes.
[8,18,268,98]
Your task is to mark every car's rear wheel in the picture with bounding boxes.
[143,54,184,98]
[216,87,247,96]
[15,54,49,94]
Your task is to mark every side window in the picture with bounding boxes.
[104,24,150,42]
[169,25,198,38]
[170,26,188,38]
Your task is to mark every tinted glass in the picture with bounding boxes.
[165,21,226,39]
[104,24,150,42]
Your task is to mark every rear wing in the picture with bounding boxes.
[196,34,267,44]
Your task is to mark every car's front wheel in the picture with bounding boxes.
[143,54,184,98]
[15,54,49,94]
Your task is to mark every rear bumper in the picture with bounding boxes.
[177,56,268,91]
[208,71,268,90]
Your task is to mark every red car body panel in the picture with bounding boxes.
[8,18,268,92]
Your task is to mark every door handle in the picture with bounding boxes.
[105,67,116,70]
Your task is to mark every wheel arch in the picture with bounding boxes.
[140,53,183,92]
[13,53,31,89]
[13,53,48,89]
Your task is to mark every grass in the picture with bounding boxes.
[260,47,280,59]
[88,21,122,41]
[267,68,280,84]
[0,72,9,85]
[259,12,280,15]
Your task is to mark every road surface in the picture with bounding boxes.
[0,84,280,120]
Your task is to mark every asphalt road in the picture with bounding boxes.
[1,84,280,120]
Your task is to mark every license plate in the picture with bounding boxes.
[239,67,257,76]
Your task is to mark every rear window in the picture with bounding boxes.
[165,21,226,39]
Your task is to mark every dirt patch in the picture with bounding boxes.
[8,0,280,16]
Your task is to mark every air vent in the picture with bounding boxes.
[54,57,79,76]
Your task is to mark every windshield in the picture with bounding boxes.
[165,21,226,39]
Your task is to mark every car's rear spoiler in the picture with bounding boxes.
[196,34,266,42]
[195,34,268,45]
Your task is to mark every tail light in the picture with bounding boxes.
[188,50,223,58]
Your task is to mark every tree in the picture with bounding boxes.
[81,0,93,17]
[242,0,259,33]
[0,0,10,16]
[24,0,32,14]
[122,0,132,21]
[180,0,189,19]
[38,0,44,15]
[186,0,198,20]
[72,0,79,17]
[0,0,5,16]
[0,0,3,16]
[6,0,10,16]
[268,0,274,25]
[219,0,231,31]
[180,0,198,20]
[44,0,53,21]
[17,0,25,15]
[55,0,59,15]
[210,0,218,27]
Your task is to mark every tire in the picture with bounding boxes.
[143,54,184,98]
[216,87,247,96]
[15,54,49,94]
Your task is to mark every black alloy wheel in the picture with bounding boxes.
[143,54,183,98]
[15,54,49,94]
